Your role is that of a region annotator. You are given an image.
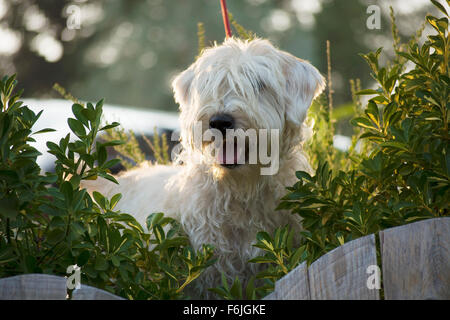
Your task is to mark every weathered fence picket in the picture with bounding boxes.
[0,274,67,300]
[264,261,310,300]
[0,218,448,300]
[71,284,124,300]
[380,217,450,300]
[308,234,379,300]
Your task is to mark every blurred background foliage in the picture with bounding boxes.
[0,0,442,136]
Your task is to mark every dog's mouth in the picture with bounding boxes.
[217,139,246,169]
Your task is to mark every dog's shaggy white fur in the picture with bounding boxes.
[84,38,325,297]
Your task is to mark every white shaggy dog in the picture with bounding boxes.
[84,37,325,297]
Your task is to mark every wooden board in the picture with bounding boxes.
[264,261,310,300]
[0,218,447,300]
[0,274,67,300]
[308,234,379,300]
[380,217,450,300]
[72,284,124,300]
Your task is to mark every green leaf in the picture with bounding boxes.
[153,224,165,243]
[356,89,379,95]
[111,255,121,267]
[351,117,376,130]
[229,277,243,299]
[32,128,56,135]
[77,250,90,266]
[295,171,313,181]
[60,181,74,204]
[103,158,121,169]
[72,104,89,127]
[25,255,37,273]
[39,204,63,216]
[69,174,81,189]
[98,173,118,184]
[97,146,107,166]
[365,101,380,126]
[371,95,389,104]
[81,108,96,122]
[380,141,409,152]
[157,261,178,281]
[146,212,164,230]
[248,256,276,264]
[0,196,19,219]
[47,228,65,244]
[431,0,448,17]
[68,118,86,137]
[80,154,95,168]
[92,191,107,209]
[100,140,123,147]
[110,193,122,210]
[100,122,120,131]
[245,276,256,300]
[94,256,109,271]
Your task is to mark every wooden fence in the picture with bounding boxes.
[265,217,450,300]
[0,273,123,300]
[0,218,448,300]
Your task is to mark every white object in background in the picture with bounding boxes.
[22,98,180,171]
[333,134,352,152]
[23,99,356,171]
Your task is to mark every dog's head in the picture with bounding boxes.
[172,38,325,176]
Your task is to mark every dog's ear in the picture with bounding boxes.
[282,54,325,126]
[172,67,195,107]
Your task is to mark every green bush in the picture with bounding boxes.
[280,0,448,261]
[213,1,449,299]
[0,76,215,299]
[0,1,448,301]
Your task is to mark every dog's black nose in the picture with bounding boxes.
[209,114,234,135]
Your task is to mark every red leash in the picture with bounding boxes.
[220,0,232,38]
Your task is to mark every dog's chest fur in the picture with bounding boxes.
[82,148,310,297]
[163,158,306,295]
